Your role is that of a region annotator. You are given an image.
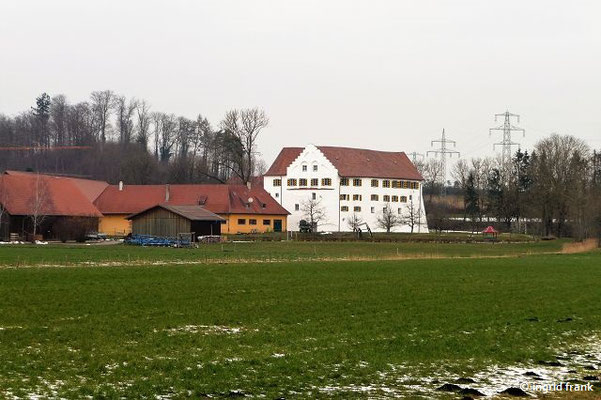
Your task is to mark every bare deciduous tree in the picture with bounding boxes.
[451,159,470,189]
[0,175,8,241]
[401,197,420,233]
[531,134,591,237]
[90,90,114,143]
[301,197,326,232]
[377,203,400,233]
[151,111,162,159]
[29,174,49,240]
[159,114,177,163]
[347,213,364,231]
[114,95,137,145]
[220,108,269,183]
[50,94,68,146]
[422,158,444,201]
[135,100,151,147]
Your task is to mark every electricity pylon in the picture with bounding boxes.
[408,152,424,164]
[489,111,525,166]
[427,129,460,190]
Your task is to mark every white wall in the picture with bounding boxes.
[338,179,429,233]
[264,145,429,233]
[264,145,341,231]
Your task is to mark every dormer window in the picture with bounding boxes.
[313,164,318,172]
[302,164,308,172]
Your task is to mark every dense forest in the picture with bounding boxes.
[0,91,268,184]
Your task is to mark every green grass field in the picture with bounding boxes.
[0,239,564,267]
[0,243,600,399]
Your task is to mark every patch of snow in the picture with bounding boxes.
[0,326,24,330]
[163,324,246,335]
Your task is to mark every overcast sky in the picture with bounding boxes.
[1,0,600,166]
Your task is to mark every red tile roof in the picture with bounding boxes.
[264,146,423,180]
[4,170,108,202]
[0,174,103,217]
[94,184,289,215]
[264,147,304,176]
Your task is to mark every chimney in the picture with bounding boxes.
[246,181,252,190]
[118,181,124,191]
[165,184,170,202]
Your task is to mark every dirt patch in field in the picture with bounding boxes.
[561,239,599,254]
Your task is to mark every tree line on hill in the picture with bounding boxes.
[418,134,601,240]
[0,91,268,184]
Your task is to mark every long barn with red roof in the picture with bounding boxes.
[0,171,289,241]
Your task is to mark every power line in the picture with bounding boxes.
[427,128,460,189]
[489,111,525,165]
[0,146,92,151]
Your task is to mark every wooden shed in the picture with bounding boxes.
[127,204,224,239]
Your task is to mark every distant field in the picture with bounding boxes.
[0,239,565,267]
[1,248,600,398]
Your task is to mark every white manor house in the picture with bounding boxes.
[264,144,429,233]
